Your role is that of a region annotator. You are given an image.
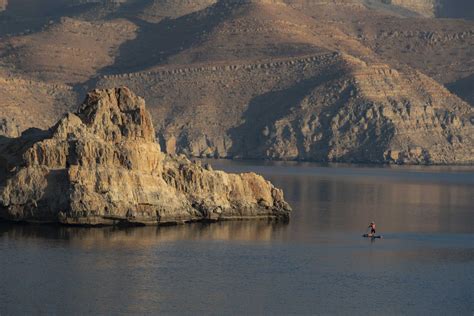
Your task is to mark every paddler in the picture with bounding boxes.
[368,221,376,235]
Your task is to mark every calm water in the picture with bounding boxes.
[1,161,473,315]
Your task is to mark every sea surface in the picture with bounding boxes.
[1,161,473,315]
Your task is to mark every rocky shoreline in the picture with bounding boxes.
[0,87,291,225]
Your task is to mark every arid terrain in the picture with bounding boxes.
[0,0,473,163]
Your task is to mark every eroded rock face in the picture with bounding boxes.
[0,87,291,225]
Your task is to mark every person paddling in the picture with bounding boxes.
[368,221,376,236]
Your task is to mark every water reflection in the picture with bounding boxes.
[0,161,473,315]
[205,160,474,235]
[1,160,473,243]
[285,175,473,234]
[0,220,289,249]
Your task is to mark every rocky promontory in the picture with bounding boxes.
[0,87,291,225]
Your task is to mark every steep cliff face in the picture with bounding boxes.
[0,87,291,225]
[227,58,474,164]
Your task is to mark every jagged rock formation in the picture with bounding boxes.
[0,87,291,225]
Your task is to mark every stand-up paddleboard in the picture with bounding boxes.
[363,234,382,239]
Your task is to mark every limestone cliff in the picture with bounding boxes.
[0,87,291,225]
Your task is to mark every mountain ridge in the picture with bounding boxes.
[0,0,472,164]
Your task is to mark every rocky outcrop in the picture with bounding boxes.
[0,87,291,225]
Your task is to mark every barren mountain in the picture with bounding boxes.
[0,0,472,164]
[97,53,473,164]
[0,17,137,83]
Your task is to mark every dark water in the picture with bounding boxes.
[1,161,473,315]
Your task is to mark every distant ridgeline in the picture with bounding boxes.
[1,0,472,19]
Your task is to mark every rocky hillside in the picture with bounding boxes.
[0,17,137,83]
[0,87,291,224]
[0,77,78,136]
[0,0,473,164]
[98,53,474,164]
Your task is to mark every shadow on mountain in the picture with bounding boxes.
[0,1,120,37]
[0,128,51,186]
[102,1,242,74]
[447,74,474,107]
[228,69,343,160]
